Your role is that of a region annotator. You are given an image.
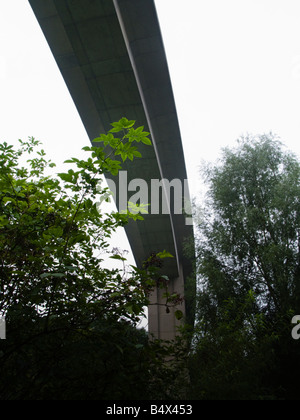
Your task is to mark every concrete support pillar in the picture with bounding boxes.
[148,266,185,341]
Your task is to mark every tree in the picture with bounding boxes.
[0,119,184,400]
[188,133,300,400]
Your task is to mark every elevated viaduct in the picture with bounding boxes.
[29,0,195,340]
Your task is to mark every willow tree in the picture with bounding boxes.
[189,134,300,400]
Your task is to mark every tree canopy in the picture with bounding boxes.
[188,133,300,400]
[0,119,187,400]
[4,123,298,400]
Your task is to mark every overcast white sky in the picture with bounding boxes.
[1,0,300,257]
[155,0,300,196]
[1,0,300,189]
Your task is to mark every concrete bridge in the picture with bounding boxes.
[29,0,195,340]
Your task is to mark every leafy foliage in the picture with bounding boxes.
[0,119,185,400]
[188,134,300,400]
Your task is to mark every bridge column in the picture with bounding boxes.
[148,266,185,341]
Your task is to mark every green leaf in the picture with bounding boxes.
[58,172,73,183]
[135,126,144,134]
[109,126,123,133]
[126,304,134,314]
[115,344,124,354]
[156,250,174,259]
[120,117,135,128]
[64,158,79,164]
[128,202,149,214]
[82,146,91,152]
[141,137,152,146]
[40,272,65,279]
[175,310,183,320]
[109,255,127,261]
[132,150,142,158]
[135,344,144,350]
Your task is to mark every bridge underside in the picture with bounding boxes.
[29,0,195,339]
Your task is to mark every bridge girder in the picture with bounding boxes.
[29,0,195,338]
